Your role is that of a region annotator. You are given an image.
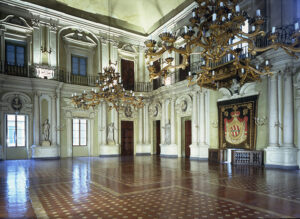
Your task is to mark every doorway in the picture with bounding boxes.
[121,121,134,156]
[156,120,161,155]
[185,120,192,158]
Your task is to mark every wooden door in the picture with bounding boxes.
[156,120,161,155]
[185,120,192,158]
[121,121,134,156]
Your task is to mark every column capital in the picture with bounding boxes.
[34,91,41,97]
[269,72,278,81]
[31,18,41,28]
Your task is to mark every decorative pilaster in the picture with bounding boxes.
[296,73,300,168]
[51,95,57,146]
[66,115,72,157]
[138,46,145,82]
[191,92,198,144]
[33,92,40,146]
[32,18,41,65]
[98,103,103,146]
[160,98,177,157]
[138,107,143,144]
[190,92,199,158]
[199,91,205,146]
[49,22,57,67]
[89,113,95,156]
[102,102,107,144]
[144,103,150,144]
[136,101,151,155]
[198,91,209,159]
[268,73,279,147]
[170,98,175,144]
[112,108,119,145]
[161,100,165,145]
[101,39,109,69]
[0,28,5,72]
[56,85,62,149]
[265,71,298,169]
[205,90,210,146]
[278,73,283,145]
[282,72,294,148]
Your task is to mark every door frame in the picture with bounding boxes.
[4,113,29,160]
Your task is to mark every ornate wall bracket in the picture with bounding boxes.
[254,116,268,126]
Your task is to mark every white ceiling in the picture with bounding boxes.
[23,0,192,34]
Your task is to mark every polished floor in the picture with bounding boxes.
[0,157,300,218]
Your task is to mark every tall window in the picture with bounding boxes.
[72,119,87,146]
[153,59,161,90]
[5,42,26,66]
[121,59,134,91]
[6,114,26,147]
[71,55,87,76]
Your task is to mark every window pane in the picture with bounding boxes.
[7,114,16,121]
[80,136,86,146]
[72,56,79,75]
[16,46,25,66]
[73,119,79,146]
[7,128,16,147]
[80,121,86,131]
[7,115,16,147]
[73,135,79,146]
[6,44,15,65]
[17,115,25,121]
[17,123,25,147]
[79,58,87,76]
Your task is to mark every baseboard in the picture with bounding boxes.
[190,157,209,161]
[160,155,178,158]
[31,157,60,160]
[264,164,299,170]
[136,153,151,156]
[99,154,120,157]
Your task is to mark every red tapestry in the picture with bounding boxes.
[218,95,258,150]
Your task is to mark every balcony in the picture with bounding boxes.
[0,62,152,92]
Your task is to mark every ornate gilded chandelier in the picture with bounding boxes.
[71,61,144,111]
[144,0,300,89]
[70,0,143,111]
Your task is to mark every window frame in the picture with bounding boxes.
[5,41,26,66]
[120,58,135,91]
[6,114,26,147]
[71,55,87,76]
[72,118,88,147]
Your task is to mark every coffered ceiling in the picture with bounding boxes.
[21,0,193,35]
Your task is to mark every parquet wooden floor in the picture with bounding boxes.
[0,156,300,218]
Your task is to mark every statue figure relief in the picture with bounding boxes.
[41,119,51,146]
[162,121,171,145]
[107,122,117,145]
[11,96,22,112]
[43,119,50,141]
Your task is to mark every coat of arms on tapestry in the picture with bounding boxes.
[217,96,258,150]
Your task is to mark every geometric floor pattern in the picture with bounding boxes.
[1,156,300,218]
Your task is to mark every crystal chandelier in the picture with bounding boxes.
[71,61,144,111]
[144,0,300,89]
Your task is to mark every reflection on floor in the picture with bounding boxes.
[0,156,300,218]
